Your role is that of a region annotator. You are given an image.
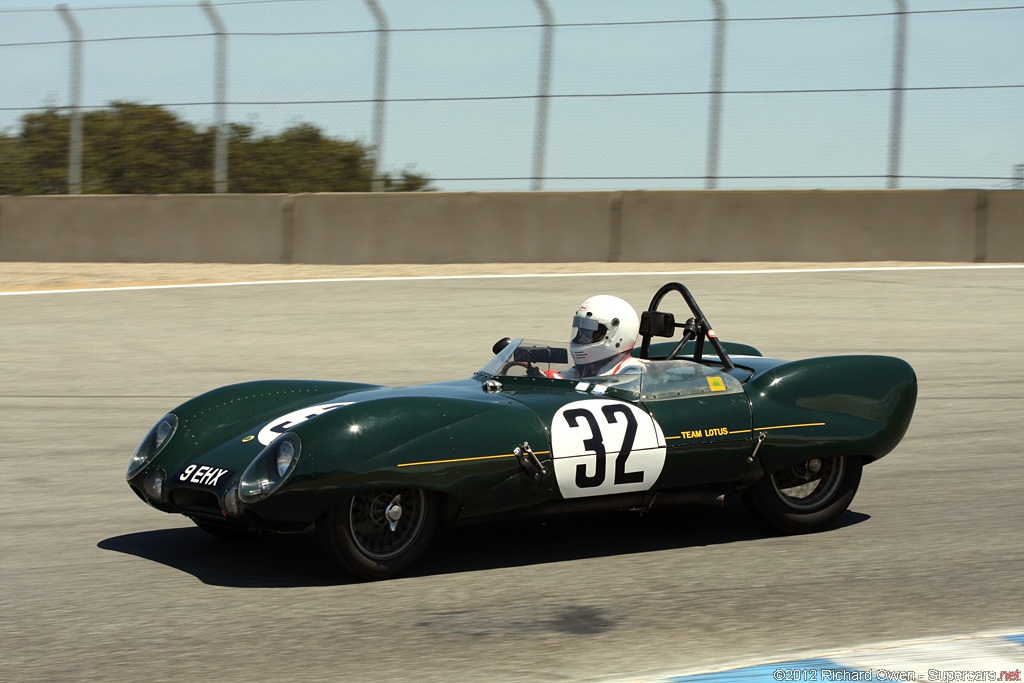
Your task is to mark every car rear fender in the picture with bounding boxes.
[745,355,917,472]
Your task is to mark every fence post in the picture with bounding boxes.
[888,0,908,189]
[57,5,82,195]
[532,0,554,191]
[363,0,389,192]
[200,0,228,193]
[706,0,727,189]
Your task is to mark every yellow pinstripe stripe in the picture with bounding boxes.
[399,450,551,468]
[757,422,825,431]
[400,422,825,466]
[729,422,825,435]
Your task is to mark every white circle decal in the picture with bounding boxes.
[257,402,352,445]
[551,399,666,499]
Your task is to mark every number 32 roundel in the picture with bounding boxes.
[550,399,667,499]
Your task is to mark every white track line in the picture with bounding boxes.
[2,264,1022,297]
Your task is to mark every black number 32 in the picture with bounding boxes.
[563,405,642,489]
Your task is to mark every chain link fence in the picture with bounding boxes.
[1,0,1022,193]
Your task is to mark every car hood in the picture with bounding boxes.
[156,377,540,481]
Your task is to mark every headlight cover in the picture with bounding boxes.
[238,433,301,503]
[127,413,178,480]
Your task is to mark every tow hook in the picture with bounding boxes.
[515,442,547,480]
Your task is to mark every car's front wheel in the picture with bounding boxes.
[742,456,863,534]
[316,488,439,580]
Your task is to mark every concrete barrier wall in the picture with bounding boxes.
[0,190,1020,264]
[618,190,981,262]
[0,194,288,263]
[290,192,615,264]
[986,191,1024,262]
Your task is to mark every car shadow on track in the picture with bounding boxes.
[97,502,869,588]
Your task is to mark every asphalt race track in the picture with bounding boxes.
[1,265,1022,682]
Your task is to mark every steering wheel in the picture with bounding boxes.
[499,359,544,377]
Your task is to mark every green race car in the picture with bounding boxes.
[126,282,917,580]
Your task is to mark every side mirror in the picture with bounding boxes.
[492,337,511,355]
[639,311,676,338]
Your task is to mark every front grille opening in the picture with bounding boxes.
[171,488,221,515]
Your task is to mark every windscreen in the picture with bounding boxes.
[638,359,742,400]
[476,339,644,396]
[478,339,575,378]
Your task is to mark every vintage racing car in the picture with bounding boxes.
[126,282,917,580]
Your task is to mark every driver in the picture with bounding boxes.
[547,295,644,379]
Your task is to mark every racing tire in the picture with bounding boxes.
[317,488,439,580]
[190,516,265,541]
[742,456,863,534]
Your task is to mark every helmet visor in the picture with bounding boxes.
[572,315,607,345]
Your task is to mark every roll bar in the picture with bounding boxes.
[638,282,735,370]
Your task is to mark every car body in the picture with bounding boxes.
[127,282,917,579]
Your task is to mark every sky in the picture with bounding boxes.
[0,0,1022,192]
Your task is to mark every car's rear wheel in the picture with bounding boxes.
[190,516,265,541]
[317,488,439,580]
[742,456,863,534]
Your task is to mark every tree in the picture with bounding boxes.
[229,122,371,193]
[0,131,31,195]
[83,102,209,193]
[0,102,432,194]
[3,109,70,194]
[381,170,431,192]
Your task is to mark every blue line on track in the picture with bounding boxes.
[667,658,853,682]
[656,633,1024,683]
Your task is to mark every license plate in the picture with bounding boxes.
[174,463,234,489]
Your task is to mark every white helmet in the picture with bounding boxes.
[569,295,640,365]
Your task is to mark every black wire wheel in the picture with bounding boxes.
[317,488,439,580]
[742,456,863,534]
